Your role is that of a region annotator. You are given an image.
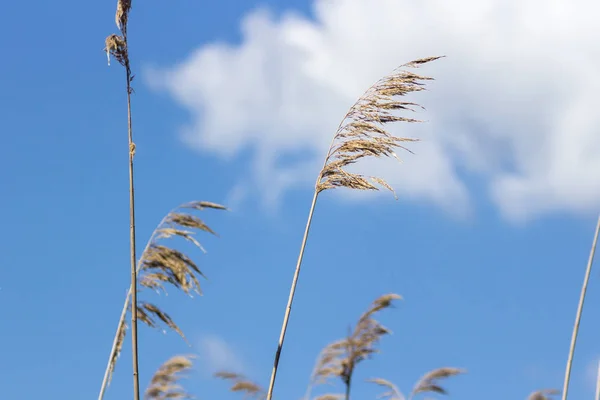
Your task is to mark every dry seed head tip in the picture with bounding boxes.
[115,0,132,30]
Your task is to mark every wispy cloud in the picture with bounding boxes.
[196,334,246,376]
[585,357,600,392]
[147,0,600,222]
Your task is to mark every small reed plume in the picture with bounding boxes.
[408,367,464,399]
[144,355,195,400]
[529,389,560,400]
[267,56,443,400]
[98,201,226,400]
[305,294,402,400]
[369,367,464,400]
[215,371,266,400]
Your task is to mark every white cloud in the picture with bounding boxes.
[146,0,600,221]
[197,334,246,375]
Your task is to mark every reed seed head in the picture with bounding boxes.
[105,201,225,390]
[215,371,266,399]
[115,0,131,30]
[310,294,402,391]
[316,56,443,198]
[104,34,127,66]
[144,355,195,400]
[410,367,465,397]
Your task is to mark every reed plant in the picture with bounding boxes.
[99,3,587,400]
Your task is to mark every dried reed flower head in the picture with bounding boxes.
[104,33,127,66]
[215,371,266,399]
[138,201,226,297]
[527,389,560,400]
[106,320,128,386]
[369,367,464,400]
[115,0,131,30]
[105,201,225,388]
[144,355,194,400]
[410,367,465,398]
[316,57,443,198]
[314,395,344,400]
[137,302,186,340]
[368,377,405,400]
[309,294,402,391]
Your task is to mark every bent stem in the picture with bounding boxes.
[561,214,600,400]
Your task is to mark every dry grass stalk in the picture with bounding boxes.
[215,371,266,399]
[105,0,139,398]
[528,389,560,400]
[144,355,195,400]
[266,56,443,400]
[98,201,225,400]
[562,214,600,400]
[306,294,402,400]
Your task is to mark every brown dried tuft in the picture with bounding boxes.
[115,0,131,30]
[104,34,127,66]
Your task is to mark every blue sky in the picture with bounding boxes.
[1,0,600,399]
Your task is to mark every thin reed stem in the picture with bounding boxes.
[126,54,140,400]
[345,370,353,400]
[561,214,600,400]
[266,191,319,400]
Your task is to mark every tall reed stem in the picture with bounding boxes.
[561,214,600,400]
[126,53,140,400]
[265,191,319,400]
